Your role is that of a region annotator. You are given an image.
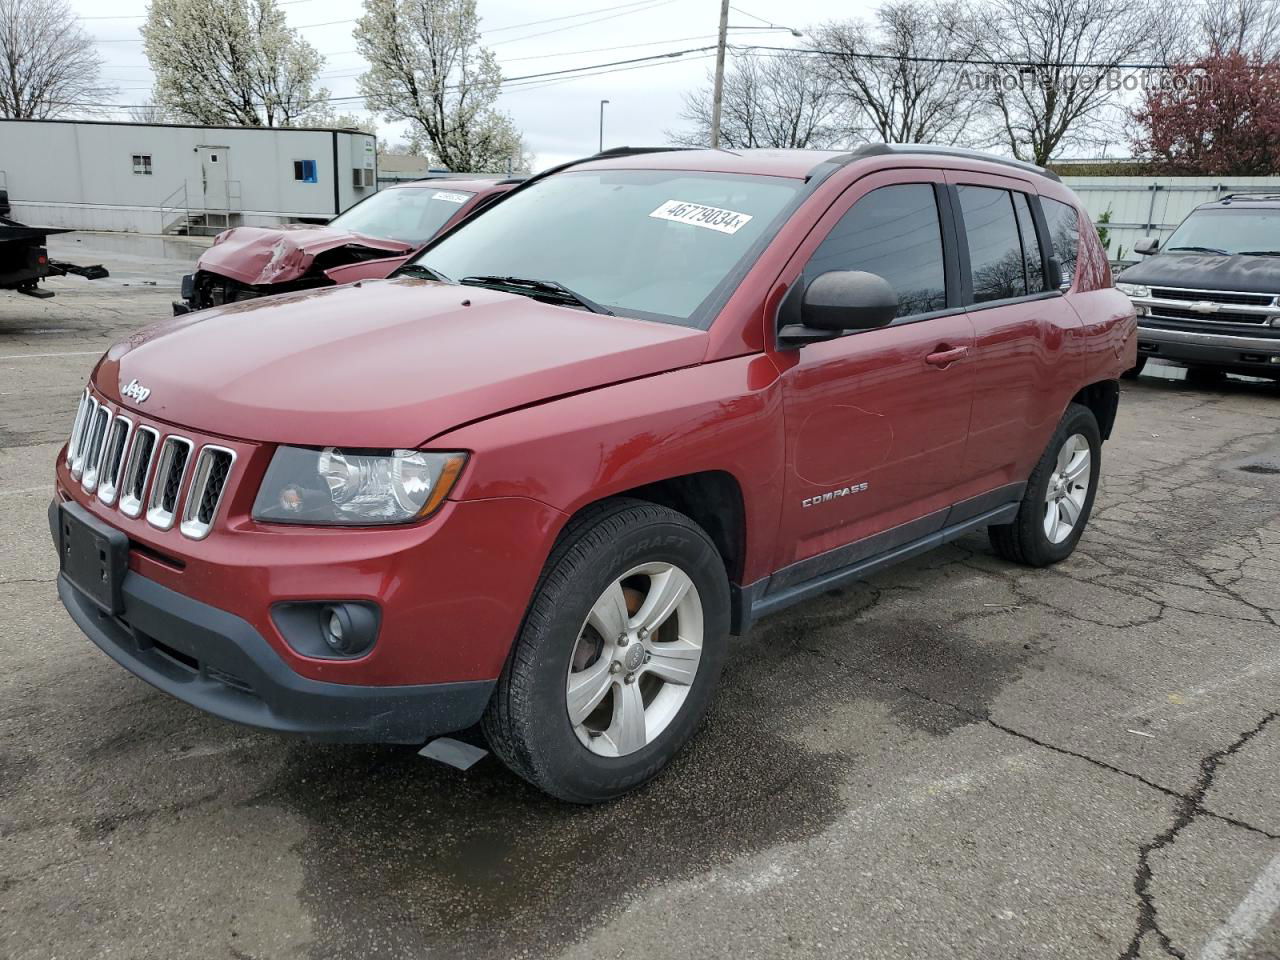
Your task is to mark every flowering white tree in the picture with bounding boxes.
[143,0,337,127]
[355,0,525,173]
[0,0,113,119]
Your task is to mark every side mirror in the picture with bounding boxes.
[779,270,898,346]
[1134,236,1159,255]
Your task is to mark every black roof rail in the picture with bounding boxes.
[847,143,1062,182]
[1215,193,1280,203]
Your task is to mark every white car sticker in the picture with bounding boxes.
[649,199,753,235]
[432,191,470,204]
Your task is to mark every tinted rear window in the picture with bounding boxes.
[958,185,1026,303]
[1041,198,1079,289]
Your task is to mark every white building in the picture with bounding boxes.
[0,118,378,234]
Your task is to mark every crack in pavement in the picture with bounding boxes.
[1119,712,1279,960]
[794,642,1279,844]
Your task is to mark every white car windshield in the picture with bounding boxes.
[411,169,804,327]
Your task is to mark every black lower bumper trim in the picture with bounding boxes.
[57,568,495,744]
[1138,333,1280,373]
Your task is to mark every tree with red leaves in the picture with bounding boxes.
[1131,53,1280,174]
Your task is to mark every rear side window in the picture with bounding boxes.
[957,185,1026,303]
[1012,193,1046,294]
[805,184,947,318]
[1041,198,1079,289]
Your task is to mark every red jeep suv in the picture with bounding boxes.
[53,146,1134,802]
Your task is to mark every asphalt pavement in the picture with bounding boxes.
[1,233,1277,960]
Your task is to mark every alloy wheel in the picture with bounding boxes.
[1044,433,1091,544]
[565,562,704,757]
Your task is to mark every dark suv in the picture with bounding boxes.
[1116,194,1280,378]
[53,146,1134,802]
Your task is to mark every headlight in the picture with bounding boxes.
[252,447,468,525]
[1116,282,1151,298]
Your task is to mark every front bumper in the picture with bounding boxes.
[1137,323,1280,372]
[53,501,494,743]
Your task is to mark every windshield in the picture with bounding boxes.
[1163,207,1280,255]
[330,186,475,246]
[412,169,805,326]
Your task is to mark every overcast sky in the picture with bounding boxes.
[70,0,878,170]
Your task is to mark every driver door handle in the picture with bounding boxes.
[925,345,969,368]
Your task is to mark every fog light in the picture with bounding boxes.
[321,603,377,656]
[1135,304,1150,317]
[272,601,380,659]
[326,611,345,648]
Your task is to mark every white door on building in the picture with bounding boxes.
[198,146,230,210]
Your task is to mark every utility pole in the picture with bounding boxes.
[710,0,730,149]
[599,99,610,153]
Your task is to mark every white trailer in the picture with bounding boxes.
[0,118,378,235]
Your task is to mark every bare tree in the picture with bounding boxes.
[1200,0,1280,59]
[142,0,332,127]
[355,0,524,173]
[812,2,988,146]
[0,0,114,119]
[671,49,844,149]
[127,98,170,124]
[964,0,1157,165]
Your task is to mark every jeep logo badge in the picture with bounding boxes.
[121,378,151,403]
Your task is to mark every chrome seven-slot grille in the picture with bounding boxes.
[1147,287,1280,326]
[64,388,236,540]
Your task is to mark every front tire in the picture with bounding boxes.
[482,498,730,803]
[988,403,1101,567]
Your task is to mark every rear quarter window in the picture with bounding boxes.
[1041,198,1079,289]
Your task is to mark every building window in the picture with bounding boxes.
[132,154,153,175]
[293,160,318,183]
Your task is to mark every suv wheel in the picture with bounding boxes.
[988,403,1101,567]
[482,498,729,803]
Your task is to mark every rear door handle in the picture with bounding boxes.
[925,345,969,368]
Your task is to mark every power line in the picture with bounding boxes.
[487,0,678,47]
[87,0,679,46]
[733,42,1184,71]
[53,43,719,110]
[77,0,314,19]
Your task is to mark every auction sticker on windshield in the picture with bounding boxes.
[649,200,753,235]
[432,192,470,204]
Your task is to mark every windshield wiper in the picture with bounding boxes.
[1238,250,1280,257]
[398,263,451,282]
[1166,245,1229,255]
[458,275,614,315]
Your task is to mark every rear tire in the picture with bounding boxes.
[1185,365,1228,386]
[988,403,1101,567]
[482,498,730,803]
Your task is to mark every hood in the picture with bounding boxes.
[1117,252,1280,295]
[196,225,414,286]
[95,278,708,448]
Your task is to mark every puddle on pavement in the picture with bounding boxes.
[47,232,207,265]
[261,555,1029,959]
